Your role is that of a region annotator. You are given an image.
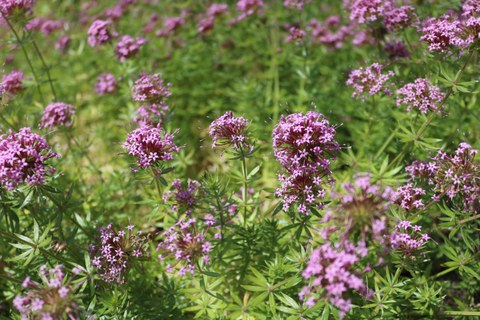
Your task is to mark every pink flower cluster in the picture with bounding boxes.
[284,0,311,11]
[132,73,172,104]
[396,78,445,114]
[0,128,57,190]
[198,3,228,34]
[406,143,479,213]
[157,218,213,275]
[309,16,353,49]
[13,265,81,320]
[390,221,430,256]
[348,0,416,31]
[87,20,116,47]
[420,10,480,53]
[163,179,201,215]
[393,183,426,211]
[26,17,65,35]
[0,0,35,17]
[230,0,264,25]
[0,69,24,97]
[346,63,394,99]
[285,26,306,43]
[328,174,393,243]
[91,224,148,284]
[114,35,147,62]
[95,73,118,95]
[209,111,250,151]
[40,102,76,128]
[156,16,186,37]
[273,112,340,214]
[134,103,169,127]
[122,125,180,170]
[300,241,369,315]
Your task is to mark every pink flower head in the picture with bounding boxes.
[0,0,35,17]
[284,0,311,10]
[163,179,201,215]
[207,3,228,17]
[122,125,180,169]
[209,111,250,151]
[198,16,215,34]
[346,63,394,99]
[273,112,340,213]
[390,221,430,256]
[90,224,149,284]
[132,73,171,104]
[40,102,76,128]
[157,218,213,275]
[230,0,264,24]
[95,73,118,95]
[133,102,168,127]
[55,35,70,52]
[349,0,385,24]
[383,5,416,31]
[396,78,445,114]
[1,69,24,97]
[26,18,65,35]
[420,16,460,52]
[0,127,58,190]
[87,19,116,47]
[114,35,147,62]
[300,241,369,316]
[285,26,306,43]
[14,265,80,319]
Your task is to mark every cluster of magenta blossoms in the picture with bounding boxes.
[346,63,395,99]
[163,179,201,216]
[131,73,172,127]
[40,102,76,129]
[209,111,250,152]
[13,265,82,320]
[1,69,24,98]
[0,128,57,190]
[405,143,479,213]
[91,224,149,284]
[26,17,65,35]
[420,2,480,54]
[114,35,147,62]
[390,221,430,257]
[396,78,446,114]
[230,0,264,25]
[157,218,213,276]
[284,0,311,11]
[273,112,340,215]
[197,3,228,34]
[285,26,306,43]
[0,0,35,17]
[347,0,417,31]
[393,183,427,211]
[300,240,370,316]
[95,73,118,95]
[133,103,169,127]
[326,174,394,244]
[132,73,171,104]
[87,20,116,47]
[122,125,180,171]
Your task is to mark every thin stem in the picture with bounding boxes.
[239,146,248,227]
[31,39,57,100]
[459,213,480,225]
[151,168,163,200]
[1,14,45,103]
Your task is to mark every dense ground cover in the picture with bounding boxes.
[0,0,479,319]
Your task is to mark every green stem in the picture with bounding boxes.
[459,213,480,225]
[443,311,480,317]
[31,39,57,100]
[1,14,45,103]
[239,146,248,227]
